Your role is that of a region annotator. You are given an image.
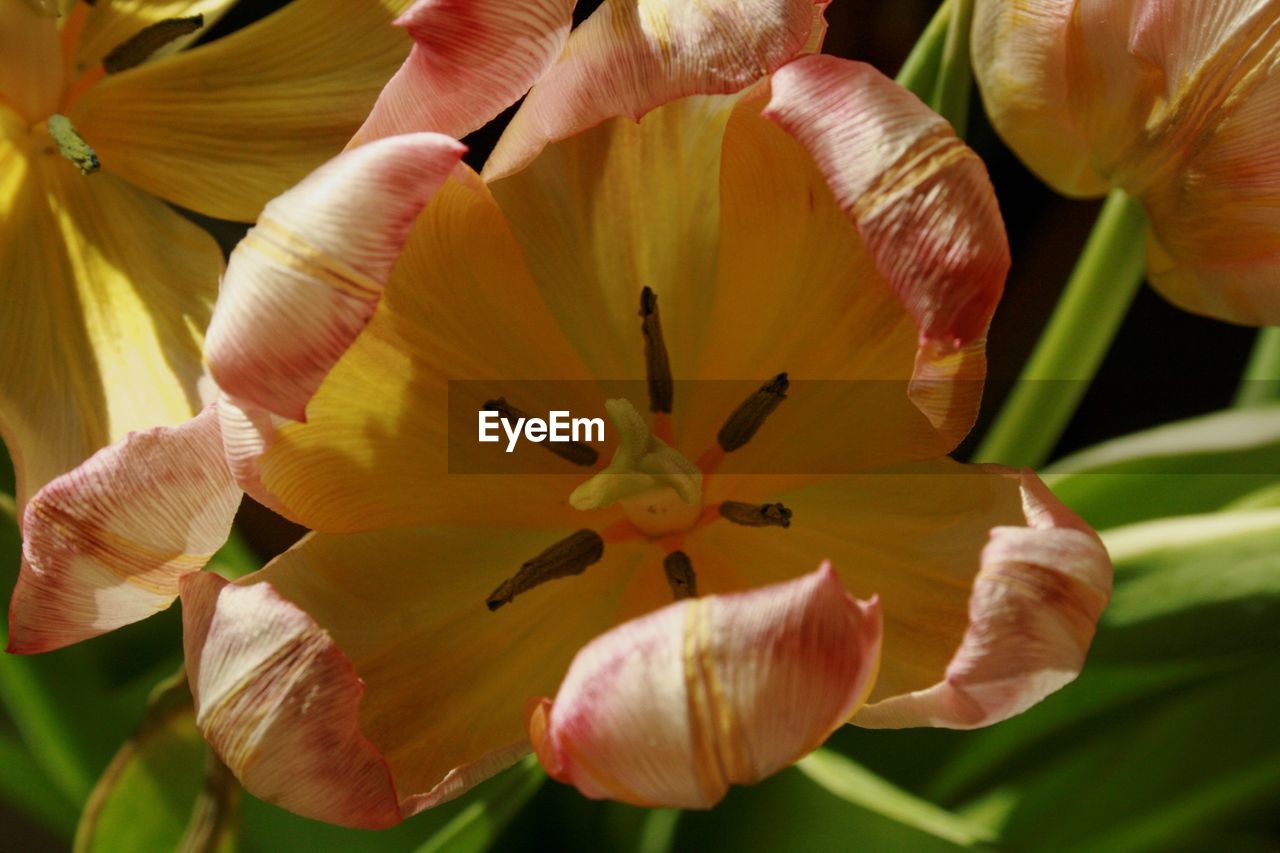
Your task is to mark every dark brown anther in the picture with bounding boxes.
[482,397,599,466]
[663,551,698,600]
[720,501,792,528]
[486,529,605,611]
[717,373,789,452]
[103,15,204,73]
[640,287,674,414]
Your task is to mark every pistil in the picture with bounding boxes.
[47,114,99,174]
[486,529,605,611]
[717,373,789,452]
[662,551,697,599]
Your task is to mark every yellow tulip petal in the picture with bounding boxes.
[485,0,821,179]
[9,405,239,653]
[489,95,740,385]
[182,526,649,828]
[353,0,573,144]
[693,459,1022,705]
[68,0,413,222]
[0,136,219,504]
[241,166,596,532]
[529,564,881,808]
[72,0,238,75]
[0,0,61,121]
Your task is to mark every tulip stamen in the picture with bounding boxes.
[103,15,205,74]
[486,529,605,611]
[717,373,788,452]
[640,287,674,414]
[720,501,792,528]
[47,114,99,175]
[483,397,599,467]
[663,551,697,600]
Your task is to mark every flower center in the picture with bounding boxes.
[485,288,796,610]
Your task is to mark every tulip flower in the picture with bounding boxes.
[972,0,1280,325]
[9,0,1112,827]
[0,0,421,505]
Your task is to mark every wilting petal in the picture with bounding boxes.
[353,0,573,144]
[72,0,238,73]
[854,471,1112,728]
[0,133,219,505]
[485,0,822,179]
[204,133,464,422]
[529,565,880,808]
[764,56,1009,349]
[8,406,239,654]
[68,0,414,222]
[0,0,61,120]
[182,526,649,827]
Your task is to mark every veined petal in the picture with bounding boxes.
[0,0,61,120]
[204,133,465,422]
[8,405,239,654]
[529,565,881,809]
[72,0,239,74]
[763,56,1009,349]
[485,0,822,179]
[182,526,649,828]
[236,165,593,533]
[854,471,1112,729]
[353,0,573,144]
[0,134,219,505]
[68,0,414,222]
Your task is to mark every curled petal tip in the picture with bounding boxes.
[529,565,882,808]
[205,133,464,421]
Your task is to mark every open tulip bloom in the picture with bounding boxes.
[8,0,1112,829]
[0,0,415,507]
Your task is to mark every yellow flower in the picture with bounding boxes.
[972,0,1280,324]
[10,0,1112,825]
[0,0,412,503]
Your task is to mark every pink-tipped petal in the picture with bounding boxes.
[530,564,882,808]
[181,572,404,829]
[9,406,240,654]
[485,0,823,179]
[214,392,295,521]
[204,133,465,421]
[353,0,574,144]
[763,55,1010,348]
[854,471,1112,729]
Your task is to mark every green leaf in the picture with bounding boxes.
[1043,405,1280,529]
[0,729,79,834]
[75,673,239,853]
[413,756,545,853]
[796,749,995,847]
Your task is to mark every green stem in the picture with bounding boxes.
[896,0,953,100]
[1233,327,1280,407]
[975,190,1148,468]
[930,0,974,136]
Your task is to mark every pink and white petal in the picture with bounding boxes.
[529,565,882,809]
[8,405,240,654]
[854,471,1112,729]
[204,133,465,422]
[352,0,574,144]
[763,55,1010,349]
[485,0,823,179]
[214,392,296,521]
